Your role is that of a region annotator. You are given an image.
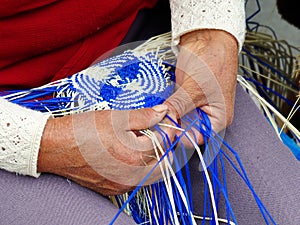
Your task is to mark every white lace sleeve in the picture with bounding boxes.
[0,98,50,177]
[170,0,246,52]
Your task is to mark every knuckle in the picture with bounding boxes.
[166,97,186,117]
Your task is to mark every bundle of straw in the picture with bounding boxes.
[239,21,300,158]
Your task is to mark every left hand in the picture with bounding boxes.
[164,29,239,147]
[38,105,177,196]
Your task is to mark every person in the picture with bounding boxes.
[0,0,299,224]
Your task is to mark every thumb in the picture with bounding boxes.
[164,66,207,119]
[126,104,169,131]
[164,85,200,119]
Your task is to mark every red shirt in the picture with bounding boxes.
[0,0,157,90]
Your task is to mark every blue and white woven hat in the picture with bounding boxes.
[2,33,176,114]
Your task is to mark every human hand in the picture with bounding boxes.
[37,105,176,196]
[164,29,239,147]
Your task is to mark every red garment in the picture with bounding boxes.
[0,0,157,90]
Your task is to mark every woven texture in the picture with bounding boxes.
[0,98,49,177]
[170,0,246,52]
[67,51,175,111]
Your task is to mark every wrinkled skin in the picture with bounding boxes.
[38,29,239,195]
[38,105,176,196]
[164,29,239,147]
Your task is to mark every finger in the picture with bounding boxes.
[154,111,178,145]
[166,46,225,118]
[177,105,226,149]
[111,105,171,153]
[174,110,206,148]
[123,111,177,153]
[164,84,199,119]
[134,142,176,187]
[201,104,226,133]
[177,126,204,149]
[164,65,210,118]
[111,104,168,132]
[128,104,169,130]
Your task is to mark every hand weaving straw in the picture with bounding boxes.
[2,1,299,223]
[0,31,277,224]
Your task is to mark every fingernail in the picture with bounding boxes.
[152,104,168,113]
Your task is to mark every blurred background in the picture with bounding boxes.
[246,0,299,48]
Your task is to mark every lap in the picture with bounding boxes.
[0,170,135,225]
[1,85,299,225]
[190,84,300,224]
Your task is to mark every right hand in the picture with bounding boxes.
[37,105,176,196]
[164,30,239,148]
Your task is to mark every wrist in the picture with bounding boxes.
[37,116,75,174]
[180,29,238,51]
